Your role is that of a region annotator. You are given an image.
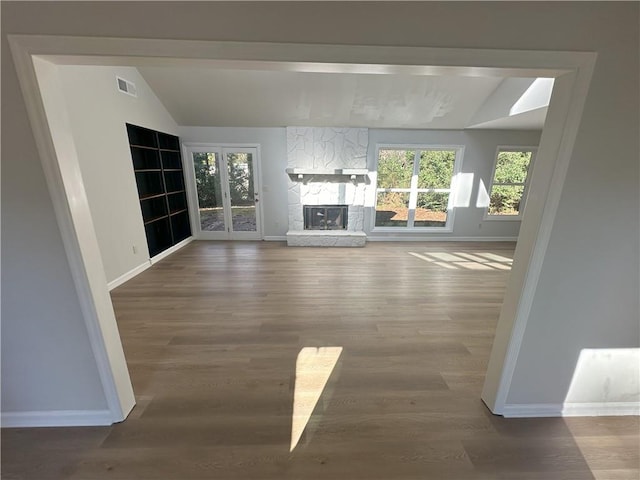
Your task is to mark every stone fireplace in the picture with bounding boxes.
[286,127,369,247]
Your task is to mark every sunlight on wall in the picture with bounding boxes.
[453,172,474,208]
[510,78,555,116]
[564,348,640,473]
[291,346,343,452]
[364,171,378,207]
[476,178,490,209]
[564,348,640,408]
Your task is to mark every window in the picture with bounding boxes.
[374,147,462,230]
[487,148,536,218]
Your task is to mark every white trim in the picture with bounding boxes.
[149,236,194,265]
[107,261,151,291]
[109,238,195,290]
[2,409,114,428]
[255,145,266,241]
[484,215,523,222]
[367,235,518,242]
[10,46,135,425]
[503,402,640,418]
[19,36,589,74]
[482,64,597,414]
[264,236,287,241]
[6,35,597,421]
[494,145,540,153]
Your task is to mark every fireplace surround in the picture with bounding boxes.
[286,127,369,247]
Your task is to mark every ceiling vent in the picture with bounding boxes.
[116,76,137,97]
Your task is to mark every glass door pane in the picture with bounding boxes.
[192,152,225,232]
[225,151,257,232]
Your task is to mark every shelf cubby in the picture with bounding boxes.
[161,150,182,169]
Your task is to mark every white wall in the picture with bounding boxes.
[2,1,638,420]
[178,127,289,239]
[1,49,108,415]
[180,127,540,240]
[505,14,640,410]
[367,129,541,240]
[57,65,179,284]
[43,76,536,270]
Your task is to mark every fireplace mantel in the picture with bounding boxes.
[285,168,369,183]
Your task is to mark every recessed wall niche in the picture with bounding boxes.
[127,124,191,257]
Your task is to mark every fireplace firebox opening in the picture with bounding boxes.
[304,205,348,230]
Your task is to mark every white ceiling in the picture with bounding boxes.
[138,66,548,130]
[467,108,549,130]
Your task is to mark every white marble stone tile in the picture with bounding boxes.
[286,127,369,243]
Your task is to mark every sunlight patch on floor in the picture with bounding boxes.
[408,251,513,271]
[425,252,464,262]
[473,252,513,263]
[451,252,488,263]
[291,346,343,452]
[485,262,512,271]
[456,262,495,271]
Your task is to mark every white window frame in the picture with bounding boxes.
[485,146,538,221]
[372,144,465,233]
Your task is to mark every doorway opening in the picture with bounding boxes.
[10,35,595,424]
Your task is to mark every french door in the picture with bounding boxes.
[185,145,262,240]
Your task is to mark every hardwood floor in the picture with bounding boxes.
[3,241,638,479]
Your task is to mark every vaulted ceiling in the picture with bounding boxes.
[137,66,551,130]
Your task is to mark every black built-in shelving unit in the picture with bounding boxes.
[127,124,191,258]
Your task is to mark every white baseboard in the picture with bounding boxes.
[107,261,151,291]
[503,402,640,418]
[108,238,195,290]
[263,236,287,241]
[367,235,518,242]
[2,409,114,427]
[150,236,194,265]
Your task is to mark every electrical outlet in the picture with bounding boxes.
[132,245,138,254]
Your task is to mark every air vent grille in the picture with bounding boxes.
[116,76,137,97]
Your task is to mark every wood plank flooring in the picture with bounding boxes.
[2,241,638,479]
